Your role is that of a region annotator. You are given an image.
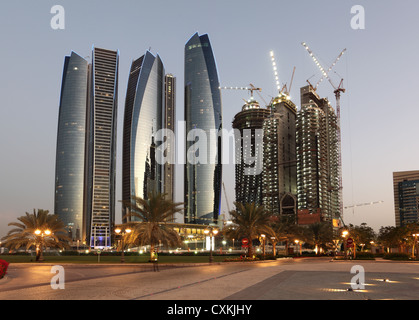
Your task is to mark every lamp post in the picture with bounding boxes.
[342,230,349,259]
[115,227,132,263]
[260,234,266,260]
[34,229,51,262]
[204,226,218,263]
[294,240,302,256]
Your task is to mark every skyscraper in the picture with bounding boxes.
[296,85,340,225]
[263,93,298,217]
[232,98,270,205]
[85,47,119,247]
[55,47,119,248]
[54,51,90,242]
[122,51,164,223]
[184,32,222,225]
[163,74,176,205]
[393,170,419,227]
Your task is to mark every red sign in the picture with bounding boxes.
[347,238,354,247]
[241,238,249,245]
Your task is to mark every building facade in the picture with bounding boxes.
[393,171,419,227]
[85,47,119,247]
[54,51,90,242]
[184,32,222,225]
[163,74,176,206]
[122,51,164,223]
[262,93,298,217]
[296,85,340,225]
[232,98,270,206]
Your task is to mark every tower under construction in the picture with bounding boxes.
[262,93,298,218]
[232,98,270,205]
[296,85,340,225]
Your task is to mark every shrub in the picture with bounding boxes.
[354,252,375,260]
[383,253,410,260]
[0,259,10,279]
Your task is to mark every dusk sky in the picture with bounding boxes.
[1,0,418,238]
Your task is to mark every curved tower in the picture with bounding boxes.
[54,52,90,241]
[184,33,222,225]
[122,51,164,222]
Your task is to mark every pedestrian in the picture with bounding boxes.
[152,249,159,272]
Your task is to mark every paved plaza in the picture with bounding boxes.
[0,257,418,300]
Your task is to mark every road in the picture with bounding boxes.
[1,257,419,300]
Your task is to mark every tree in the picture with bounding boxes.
[302,222,333,255]
[1,209,70,261]
[223,202,274,259]
[348,223,376,253]
[122,192,183,260]
[269,214,301,255]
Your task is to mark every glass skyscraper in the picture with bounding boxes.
[122,51,164,223]
[184,33,222,225]
[54,51,90,242]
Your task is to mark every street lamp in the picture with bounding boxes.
[294,240,302,256]
[115,227,132,263]
[34,229,52,262]
[342,230,349,259]
[204,226,218,263]
[260,234,266,260]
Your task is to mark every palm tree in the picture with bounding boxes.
[1,209,70,261]
[269,214,301,255]
[122,192,183,260]
[223,202,274,259]
[303,222,333,255]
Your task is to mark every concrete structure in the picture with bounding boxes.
[262,94,298,217]
[393,170,419,227]
[296,85,340,225]
[232,98,270,205]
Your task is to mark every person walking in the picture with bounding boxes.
[152,249,159,272]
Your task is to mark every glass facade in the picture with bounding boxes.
[122,51,164,222]
[85,47,119,248]
[54,52,90,242]
[184,33,222,225]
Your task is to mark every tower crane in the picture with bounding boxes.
[301,42,346,221]
[269,50,296,97]
[344,201,384,210]
[219,84,268,106]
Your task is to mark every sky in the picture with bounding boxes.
[1,0,418,238]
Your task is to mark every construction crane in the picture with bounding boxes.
[219,84,268,106]
[344,201,384,210]
[269,50,296,97]
[301,42,346,221]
